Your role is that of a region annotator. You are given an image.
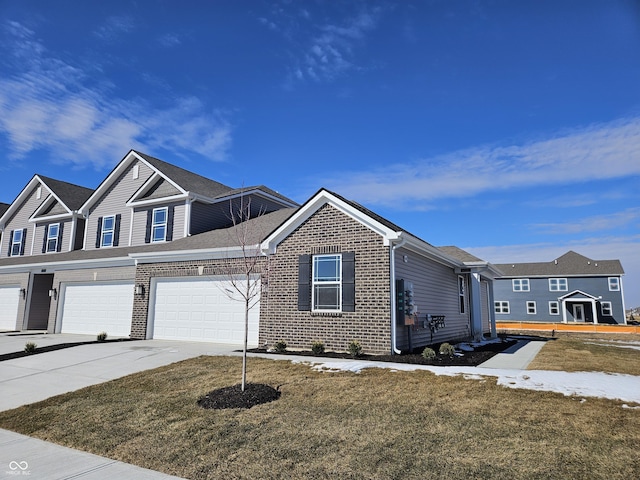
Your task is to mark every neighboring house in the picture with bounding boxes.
[0,176,92,331]
[493,251,626,325]
[0,150,296,335]
[0,152,500,355]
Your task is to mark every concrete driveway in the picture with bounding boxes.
[0,332,239,412]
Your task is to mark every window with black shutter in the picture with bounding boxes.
[297,252,355,312]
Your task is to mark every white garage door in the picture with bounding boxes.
[0,286,20,331]
[150,277,259,345]
[59,282,134,336]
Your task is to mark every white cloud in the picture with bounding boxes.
[325,118,640,207]
[531,208,640,235]
[93,15,135,41]
[0,21,231,170]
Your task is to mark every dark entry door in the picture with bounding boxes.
[26,274,54,330]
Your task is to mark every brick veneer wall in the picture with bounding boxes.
[260,204,392,355]
[131,257,266,339]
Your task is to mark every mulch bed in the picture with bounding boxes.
[0,338,134,362]
[247,338,519,367]
[198,383,281,410]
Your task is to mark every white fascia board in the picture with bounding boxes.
[214,189,298,208]
[126,193,189,208]
[399,234,464,268]
[557,289,600,300]
[0,175,44,228]
[130,245,260,263]
[0,256,134,274]
[79,150,139,215]
[29,210,74,223]
[126,171,188,207]
[261,190,399,253]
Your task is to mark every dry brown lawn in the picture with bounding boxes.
[525,331,640,375]
[0,354,639,479]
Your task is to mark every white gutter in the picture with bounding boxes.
[390,235,406,355]
[129,245,261,263]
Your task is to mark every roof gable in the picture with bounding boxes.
[495,250,624,277]
[80,150,235,214]
[1,175,92,227]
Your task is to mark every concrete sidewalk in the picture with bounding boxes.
[0,429,184,479]
[477,339,547,369]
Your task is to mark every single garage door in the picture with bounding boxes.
[0,286,20,331]
[58,282,134,336]
[150,277,259,345]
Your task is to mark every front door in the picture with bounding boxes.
[573,304,584,322]
[25,274,54,330]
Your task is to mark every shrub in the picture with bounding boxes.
[311,341,325,355]
[24,341,37,354]
[97,332,108,342]
[421,347,436,360]
[439,342,455,356]
[348,340,363,358]
[273,340,287,353]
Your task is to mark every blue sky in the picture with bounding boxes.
[1,1,639,307]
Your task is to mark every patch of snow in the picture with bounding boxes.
[585,342,640,351]
[298,359,640,405]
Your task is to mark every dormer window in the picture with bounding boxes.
[152,207,168,242]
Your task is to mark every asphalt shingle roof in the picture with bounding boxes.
[495,250,624,277]
[37,176,94,211]
[437,246,484,263]
[0,203,9,217]
[135,151,234,199]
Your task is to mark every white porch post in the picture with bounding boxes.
[591,299,598,324]
[561,298,568,323]
[470,273,483,341]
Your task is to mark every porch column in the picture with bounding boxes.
[561,298,568,323]
[470,273,483,341]
[591,299,598,324]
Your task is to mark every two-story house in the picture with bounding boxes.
[1,150,500,355]
[493,251,626,325]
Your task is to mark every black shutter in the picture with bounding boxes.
[113,214,121,247]
[42,225,49,253]
[8,230,14,257]
[165,206,174,241]
[144,210,152,243]
[298,254,311,311]
[95,217,103,248]
[19,228,27,256]
[342,252,356,312]
[56,223,64,252]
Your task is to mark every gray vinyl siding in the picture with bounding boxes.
[1,185,51,258]
[190,194,290,235]
[394,247,470,350]
[40,200,67,216]
[493,276,626,324]
[86,160,154,250]
[140,178,182,200]
[34,220,74,254]
[131,201,186,245]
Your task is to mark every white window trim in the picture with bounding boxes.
[11,230,23,256]
[494,301,510,314]
[46,223,59,253]
[512,279,530,292]
[151,207,168,243]
[311,254,342,312]
[601,301,612,316]
[526,301,537,315]
[608,277,620,291]
[458,275,466,314]
[549,301,560,315]
[549,278,568,292]
[101,215,115,248]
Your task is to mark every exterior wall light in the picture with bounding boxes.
[19,288,26,299]
[135,284,145,296]
[48,288,57,299]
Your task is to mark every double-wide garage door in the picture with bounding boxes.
[0,286,20,331]
[58,282,134,336]
[150,277,259,346]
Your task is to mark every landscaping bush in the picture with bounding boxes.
[311,341,325,355]
[97,332,108,342]
[348,340,363,358]
[24,342,37,354]
[273,340,287,353]
[439,342,455,356]
[421,347,436,360]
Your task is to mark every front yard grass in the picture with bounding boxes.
[527,332,640,375]
[0,355,639,479]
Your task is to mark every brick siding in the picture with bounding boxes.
[260,204,392,355]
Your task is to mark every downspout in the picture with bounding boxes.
[390,236,406,354]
